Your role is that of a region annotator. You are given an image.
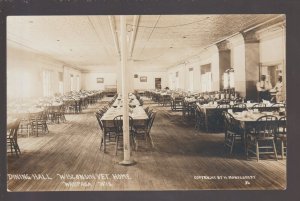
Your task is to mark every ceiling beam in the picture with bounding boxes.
[108,16,121,59]
[128,15,140,58]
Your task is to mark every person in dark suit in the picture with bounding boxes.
[256,75,272,102]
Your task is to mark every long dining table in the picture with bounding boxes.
[196,102,286,132]
[7,107,45,136]
[100,104,149,152]
[231,110,286,154]
[196,102,230,132]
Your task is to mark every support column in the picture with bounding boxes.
[216,40,231,90]
[116,60,122,93]
[127,60,135,93]
[119,15,135,165]
[242,30,260,101]
[282,25,286,101]
[229,34,246,98]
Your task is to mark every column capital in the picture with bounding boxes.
[241,30,259,43]
[216,40,231,51]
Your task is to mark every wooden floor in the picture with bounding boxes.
[7,97,286,191]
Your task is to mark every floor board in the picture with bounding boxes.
[7,98,286,191]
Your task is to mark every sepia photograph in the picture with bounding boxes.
[5,14,287,191]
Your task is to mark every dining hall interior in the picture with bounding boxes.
[6,14,287,191]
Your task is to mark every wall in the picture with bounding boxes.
[167,45,219,92]
[167,64,185,91]
[82,72,117,91]
[258,26,286,100]
[63,66,82,92]
[7,45,82,100]
[259,28,285,64]
[229,34,247,97]
[133,71,167,90]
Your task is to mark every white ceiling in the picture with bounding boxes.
[7,14,282,72]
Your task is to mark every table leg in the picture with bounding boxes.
[103,127,106,153]
[243,129,247,157]
[204,110,209,132]
[35,117,38,136]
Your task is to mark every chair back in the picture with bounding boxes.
[113,115,134,134]
[223,111,239,133]
[144,106,149,114]
[271,103,285,108]
[139,99,144,106]
[147,112,156,134]
[232,103,247,108]
[254,115,278,138]
[251,103,266,109]
[217,104,230,108]
[147,109,153,117]
[95,112,104,131]
[232,103,247,112]
[278,116,287,135]
[8,119,21,140]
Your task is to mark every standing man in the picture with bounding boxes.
[256,75,272,102]
[272,76,283,102]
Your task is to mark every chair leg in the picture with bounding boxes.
[230,135,235,155]
[272,139,278,161]
[15,140,21,154]
[256,141,259,162]
[148,133,154,148]
[281,141,284,159]
[133,135,138,151]
[9,140,13,155]
[11,140,19,158]
[115,136,119,156]
[99,136,103,150]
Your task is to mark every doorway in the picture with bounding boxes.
[155,78,162,89]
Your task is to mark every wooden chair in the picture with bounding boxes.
[19,117,33,137]
[232,103,247,112]
[271,103,286,112]
[95,111,115,151]
[171,96,184,111]
[277,116,287,159]
[64,99,77,114]
[195,106,205,131]
[223,111,242,154]
[7,119,21,157]
[147,109,153,118]
[31,112,49,136]
[133,112,156,150]
[146,112,156,148]
[247,115,278,161]
[113,115,135,155]
[251,103,266,109]
[144,106,149,114]
[161,94,171,106]
[139,99,144,106]
[271,103,286,108]
[95,112,105,150]
[217,104,231,109]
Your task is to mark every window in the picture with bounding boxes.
[188,68,194,92]
[76,75,80,91]
[200,64,212,92]
[201,72,212,92]
[229,69,235,88]
[58,72,64,95]
[43,70,53,97]
[70,74,75,91]
[175,71,179,89]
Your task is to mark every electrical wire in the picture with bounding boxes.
[126,16,210,29]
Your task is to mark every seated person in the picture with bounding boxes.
[256,75,272,102]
